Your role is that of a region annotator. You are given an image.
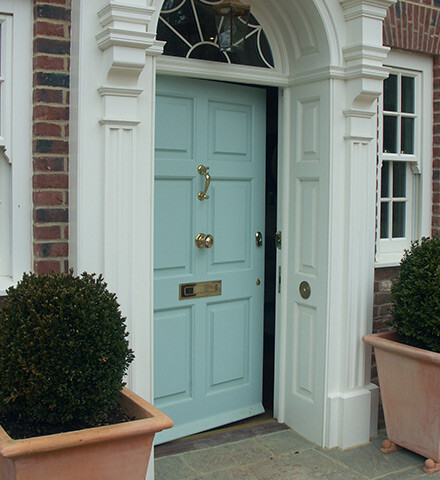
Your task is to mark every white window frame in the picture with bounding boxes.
[0,0,32,293]
[376,50,433,266]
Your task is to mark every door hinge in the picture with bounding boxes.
[278,266,281,294]
[275,231,282,249]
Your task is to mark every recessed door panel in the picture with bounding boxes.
[154,76,266,444]
[207,298,250,391]
[155,94,195,160]
[293,304,316,401]
[209,180,251,270]
[154,307,194,406]
[209,101,252,161]
[296,179,319,276]
[154,178,194,277]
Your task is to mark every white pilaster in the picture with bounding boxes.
[70,0,164,403]
[326,0,395,449]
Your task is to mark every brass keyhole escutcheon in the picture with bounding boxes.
[195,233,214,249]
[299,281,311,299]
[255,232,263,247]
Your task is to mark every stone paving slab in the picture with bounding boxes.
[320,437,424,479]
[200,468,259,479]
[255,430,315,455]
[155,455,200,480]
[155,420,288,458]
[182,438,273,474]
[380,466,440,479]
[248,448,365,479]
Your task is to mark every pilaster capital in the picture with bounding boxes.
[96,2,158,82]
[339,0,396,21]
[339,0,394,111]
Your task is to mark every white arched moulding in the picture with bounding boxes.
[69,4,396,476]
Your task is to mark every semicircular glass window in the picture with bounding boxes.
[158,0,274,69]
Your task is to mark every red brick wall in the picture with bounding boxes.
[375,0,440,338]
[32,0,71,274]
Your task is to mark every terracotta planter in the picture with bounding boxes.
[363,331,440,474]
[0,387,173,480]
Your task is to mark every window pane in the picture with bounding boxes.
[381,161,390,197]
[383,116,397,153]
[393,162,406,197]
[401,117,414,154]
[401,76,415,113]
[384,74,398,111]
[158,0,274,68]
[392,202,406,238]
[380,202,390,239]
[0,23,2,76]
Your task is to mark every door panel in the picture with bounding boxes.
[154,178,195,275]
[154,76,266,444]
[209,180,251,269]
[209,102,252,160]
[154,307,194,404]
[155,94,195,159]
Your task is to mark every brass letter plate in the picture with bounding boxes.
[179,280,222,300]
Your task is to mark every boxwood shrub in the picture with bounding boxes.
[0,271,134,426]
[390,236,440,353]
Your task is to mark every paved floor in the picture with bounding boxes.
[155,426,440,479]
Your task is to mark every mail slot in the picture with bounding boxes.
[179,280,222,300]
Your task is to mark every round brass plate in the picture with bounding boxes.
[299,281,311,299]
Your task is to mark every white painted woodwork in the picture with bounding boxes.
[69,4,398,478]
[0,1,32,292]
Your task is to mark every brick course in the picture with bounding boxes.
[33,0,71,274]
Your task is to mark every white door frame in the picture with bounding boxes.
[70,1,397,473]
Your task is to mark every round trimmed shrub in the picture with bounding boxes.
[0,271,134,426]
[390,236,440,353]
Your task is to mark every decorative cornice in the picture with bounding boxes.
[344,109,376,119]
[343,134,374,142]
[290,65,346,86]
[96,28,156,51]
[343,44,390,81]
[343,44,389,64]
[98,86,143,98]
[340,0,396,22]
[156,55,289,87]
[147,40,166,58]
[96,2,158,81]
[99,118,141,127]
[97,3,155,29]
[344,65,389,81]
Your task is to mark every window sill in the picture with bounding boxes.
[374,261,401,269]
[0,276,14,296]
[375,251,405,267]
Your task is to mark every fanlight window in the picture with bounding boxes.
[157,0,274,69]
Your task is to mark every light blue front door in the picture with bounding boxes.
[154,76,266,444]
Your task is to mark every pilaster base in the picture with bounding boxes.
[327,384,379,449]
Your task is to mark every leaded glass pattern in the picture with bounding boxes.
[158,0,274,68]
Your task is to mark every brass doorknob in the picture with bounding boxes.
[195,233,214,249]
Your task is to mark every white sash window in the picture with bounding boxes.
[0,14,12,278]
[0,1,32,291]
[376,51,433,266]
